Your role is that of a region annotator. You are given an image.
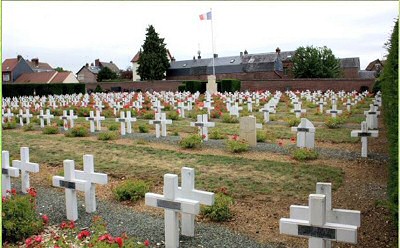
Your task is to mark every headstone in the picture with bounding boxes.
[317,98,327,113]
[291,103,306,118]
[326,104,342,118]
[280,193,359,248]
[239,116,258,146]
[350,121,379,157]
[94,110,105,131]
[116,111,127,135]
[291,118,316,149]
[75,155,108,213]
[52,160,89,221]
[12,147,40,194]
[145,174,200,248]
[364,104,380,130]
[2,151,20,196]
[343,99,354,112]
[259,104,271,123]
[247,98,254,112]
[206,75,217,94]
[190,114,215,141]
[85,111,96,133]
[229,102,242,117]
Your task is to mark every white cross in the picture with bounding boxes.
[247,98,254,112]
[177,167,215,236]
[60,110,78,130]
[259,104,271,123]
[116,111,127,135]
[85,111,96,133]
[38,109,54,128]
[280,193,359,248]
[52,160,89,221]
[190,114,215,141]
[229,102,242,117]
[326,104,342,118]
[317,98,327,113]
[113,102,123,115]
[75,155,108,213]
[364,104,380,130]
[2,108,14,124]
[291,118,316,149]
[200,101,215,116]
[176,102,188,118]
[94,101,105,112]
[224,98,233,112]
[18,109,33,126]
[152,100,164,113]
[149,112,172,138]
[291,103,306,118]
[351,121,379,157]
[94,110,105,131]
[12,147,40,194]
[145,174,200,248]
[2,151,20,196]
[343,99,354,112]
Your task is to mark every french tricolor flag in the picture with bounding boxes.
[199,11,212,20]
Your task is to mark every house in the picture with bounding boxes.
[14,71,79,84]
[2,55,34,83]
[76,59,120,83]
[26,58,54,72]
[365,59,384,72]
[130,49,174,81]
[166,48,362,81]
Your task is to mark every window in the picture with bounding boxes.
[2,73,10,82]
[77,74,85,81]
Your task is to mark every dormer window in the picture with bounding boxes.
[230,59,235,63]
[183,64,187,67]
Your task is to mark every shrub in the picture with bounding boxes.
[324,117,345,129]
[292,148,319,161]
[221,113,239,123]
[108,123,119,131]
[3,121,17,129]
[101,109,114,118]
[138,124,149,133]
[201,192,234,222]
[171,131,180,136]
[23,123,35,132]
[286,117,301,127]
[183,80,206,94]
[307,102,317,108]
[256,131,267,142]
[220,79,241,93]
[142,111,155,120]
[177,84,186,92]
[2,83,85,97]
[65,126,89,137]
[226,139,250,153]
[76,107,92,117]
[180,134,202,149]
[114,180,150,202]
[42,126,59,134]
[98,131,118,141]
[2,188,44,243]
[167,110,180,120]
[209,130,226,140]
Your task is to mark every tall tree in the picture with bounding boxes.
[137,25,170,80]
[292,46,342,78]
[97,67,117,82]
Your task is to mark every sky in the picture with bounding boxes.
[2,1,398,74]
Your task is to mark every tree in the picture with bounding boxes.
[291,46,342,78]
[379,19,398,224]
[97,67,117,82]
[55,67,65,72]
[137,25,170,80]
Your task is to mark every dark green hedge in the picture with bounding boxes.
[177,84,186,92]
[2,83,86,97]
[220,79,241,93]
[380,19,398,225]
[183,80,207,94]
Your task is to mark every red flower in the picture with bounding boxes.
[34,235,42,243]
[42,214,49,225]
[25,237,34,247]
[278,141,283,147]
[290,137,296,143]
[202,134,206,140]
[69,221,75,229]
[27,187,37,197]
[115,237,123,247]
[77,230,91,240]
[54,246,61,248]
[144,239,150,246]
[99,234,114,243]
[232,134,239,141]
[2,196,7,202]
[60,221,68,229]
[11,188,17,196]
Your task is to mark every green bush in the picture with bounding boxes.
[220,79,241,93]
[307,102,317,108]
[142,111,155,120]
[2,190,44,242]
[23,123,35,132]
[42,126,59,134]
[177,84,186,92]
[324,117,345,129]
[108,123,119,131]
[180,134,203,149]
[209,130,226,140]
[221,113,239,123]
[201,193,234,222]
[114,180,150,202]
[286,117,301,127]
[183,80,206,94]
[3,121,17,130]
[226,139,250,153]
[65,126,89,137]
[98,131,118,141]
[2,83,85,97]
[167,110,180,120]
[292,148,319,161]
[256,131,267,142]
[138,124,149,133]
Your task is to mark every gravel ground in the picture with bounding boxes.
[28,184,284,248]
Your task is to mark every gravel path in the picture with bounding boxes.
[30,184,284,248]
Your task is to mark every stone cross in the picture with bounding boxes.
[2,151,20,196]
[94,101,105,112]
[259,104,271,123]
[343,99,354,112]
[239,116,262,147]
[113,102,123,115]
[229,102,242,117]
[351,121,379,157]
[224,98,233,112]
[12,147,40,194]
[18,109,33,126]
[94,110,105,131]
[291,118,316,149]
[149,112,172,138]
[85,111,96,133]
[152,100,164,113]
[177,167,215,236]
[116,111,127,135]
[177,102,188,118]
[247,97,254,112]
[52,160,89,221]
[364,104,380,130]
[317,98,327,113]
[291,103,306,118]
[190,114,215,141]
[75,155,108,213]
[187,97,194,110]
[2,108,14,123]
[60,110,78,130]
[201,100,215,116]
[280,193,359,248]
[38,109,54,127]
[326,104,342,118]
[145,174,200,248]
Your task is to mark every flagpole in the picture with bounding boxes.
[210,8,215,76]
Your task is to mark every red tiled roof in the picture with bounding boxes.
[2,59,19,72]
[131,51,140,63]
[14,71,57,83]
[50,72,70,83]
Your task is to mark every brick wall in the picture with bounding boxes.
[85,78,374,93]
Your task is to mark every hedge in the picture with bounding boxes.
[2,83,86,97]
[380,19,398,225]
[183,80,207,94]
[220,79,241,93]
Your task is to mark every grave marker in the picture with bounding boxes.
[190,114,215,141]
[12,147,40,194]
[2,151,20,196]
[326,104,342,118]
[291,118,316,149]
[239,116,262,147]
[351,121,378,157]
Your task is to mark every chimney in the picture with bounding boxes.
[32,58,39,66]
[197,50,201,59]
[110,61,113,64]
[213,54,218,58]
[95,59,100,67]
[91,63,94,66]
[244,50,248,55]
[85,63,89,68]
[276,47,281,54]
[240,52,243,57]
[17,55,23,61]
[171,57,176,62]
[193,56,196,61]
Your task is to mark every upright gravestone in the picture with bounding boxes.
[239,116,260,147]
[291,118,316,149]
[145,174,200,248]
[351,121,378,157]
[206,75,217,94]
[116,111,127,136]
[2,151,20,196]
[259,103,271,123]
[190,114,215,141]
[12,147,40,194]
[364,104,380,130]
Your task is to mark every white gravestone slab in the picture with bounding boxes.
[190,114,215,141]
[351,121,379,157]
[52,160,89,221]
[2,151,20,196]
[145,174,200,248]
[177,167,215,236]
[206,75,218,94]
[239,116,261,147]
[280,194,359,248]
[364,104,380,130]
[291,118,316,149]
[94,110,105,131]
[343,99,354,112]
[12,147,40,194]
[75,155,108,213]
